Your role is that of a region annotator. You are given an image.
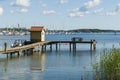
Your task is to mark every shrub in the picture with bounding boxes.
[93,48,120,80]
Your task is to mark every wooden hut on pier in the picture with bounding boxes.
[30,26,46,42]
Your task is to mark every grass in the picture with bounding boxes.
[93,48,120,80]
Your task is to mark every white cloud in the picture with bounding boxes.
[93,8,103,14]
[71,8,80,12]
[106,3,120,16]
[85,0,101,8]
[116,3,120,12]
[10,8,28,13]
[10,0,31,7]
[106,11,117,16]
[117,3,120,7]
[10,10,15,14]
[69,8,89,17]
[69,12,85,17]
[40,1,47,7]
[20,8,28,13]
[43,10,56,15]
[73,0,101,17]
[60,0,68,4]
[0,7,3,15]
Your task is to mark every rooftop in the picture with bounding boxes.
[30,26,45,32]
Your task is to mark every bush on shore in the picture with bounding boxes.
[93,48,120,80]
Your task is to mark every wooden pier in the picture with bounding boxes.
[0,40,96,57]
[47,40,96,52]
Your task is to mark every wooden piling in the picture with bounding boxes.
[7,53,8,58]
[75,43,76,52]
[50,44,52,51]
[59,43,60,51]
[17,51,20,56]
[4,42,7,53]
[93,40,96,51]
[41,45,44,52]
[56,43,58,52]
[10,53,12,57]
[73,43,76,52]
[90,41,92,51]
[30,48,34,55]
[22,50,24,55]
[23,50,28,56]
[45,44,46,51]
[69,43,71,52]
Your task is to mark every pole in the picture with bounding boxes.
[42,45,44,52]
[59,43,60,51]
[4,42,8,58]
[93,40,96,51]
[70,43,71,52]
[73,43,76,52]
[56,43,58,52]
[50,44,52,51]
[4,42,7,53]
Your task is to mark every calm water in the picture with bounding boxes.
[0,33,120,80]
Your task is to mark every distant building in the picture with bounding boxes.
[30,26,46,42]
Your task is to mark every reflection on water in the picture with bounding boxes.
[4,58,9,72]
[0,52,46,80]
[30,52,46,71]
[0,52,46,72]
[0,50,97,80]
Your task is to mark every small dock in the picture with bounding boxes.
[0,40,96,57]
[48,40,96,52]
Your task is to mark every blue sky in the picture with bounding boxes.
[0,0,120,30]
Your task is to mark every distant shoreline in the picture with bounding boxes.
[46,29,120,34]
[0,28,120,36]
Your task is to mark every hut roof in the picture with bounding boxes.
[30,26,45,32]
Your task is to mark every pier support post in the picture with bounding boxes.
[59,43,60,51]
[73,43,74,52]
[7,53,8,58]
[41,45,44,52]
[32,48,34,54]
[50,44,52,51]
[23,50,28,56]
[26,49,29,55]
[17,51,20,57]
[30,48,34,55]
[90,41,92,51]
[75,43,76,51]
[45,44,46,51]
[69,43,71,52]
[23,50,25,55]
[93,40,96,51]
[10,53,12,57]
[56,43,58,52]
[4,42,7,53]
[73,43,76,52]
